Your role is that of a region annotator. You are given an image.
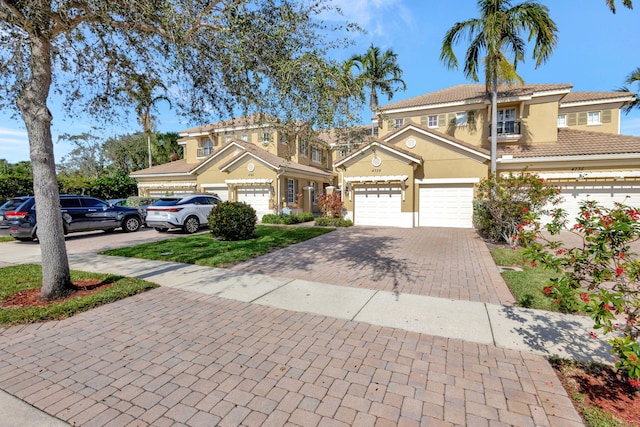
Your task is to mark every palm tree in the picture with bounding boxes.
[606,0,633,13]
[120,74,171,168]
[351,44,406,115]
[440,0,558,175]
[620,67,640,114]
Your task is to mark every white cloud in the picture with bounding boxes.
[327,0,412,40]
[0,127,28,138]
[0,127,30,163]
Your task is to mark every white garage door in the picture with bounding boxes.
[354,185,402,227]
[554,182,640,226]
[237,186,271,219]
[419,184,474,228]
[204,184,229,202]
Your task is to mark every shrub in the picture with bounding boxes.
[316,193,344,218]
[475,171,562,247]
[260,212,314,225]
[208,201,257,241]
[315,217,352,227]
[520,200,640,386]
[126,196,158,208]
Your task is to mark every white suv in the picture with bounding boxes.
[145,194,221,233]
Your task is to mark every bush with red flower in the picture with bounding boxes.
[519,199,640,386]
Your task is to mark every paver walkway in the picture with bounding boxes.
[232,227,516,306]
[0,287,583,427]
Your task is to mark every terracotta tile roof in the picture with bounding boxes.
[498,128,640,159]
[219,140,333,177]
[560,91,635,104]
[130,159,193,176]
[179,113,279,135]
[379,83,573,111]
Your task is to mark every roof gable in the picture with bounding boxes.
[334,140,422,169]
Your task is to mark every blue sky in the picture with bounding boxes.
[1,0,638,164]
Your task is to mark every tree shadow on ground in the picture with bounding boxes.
[231,227,414,297]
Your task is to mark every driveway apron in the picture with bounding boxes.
[232,227,516,306]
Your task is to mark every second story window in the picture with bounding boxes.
[261,132,271,145]
[428,115,438,128]
[455,112,467,126]
[497,108,517,134]
[311,146,322,163]
[588,111,601,125]
[241,134,249,141]
[198,139,213,157]
[395,118,404,129]
[557,115,567,127]
[299,139,308,157]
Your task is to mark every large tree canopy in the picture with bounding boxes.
[0,0,352,300]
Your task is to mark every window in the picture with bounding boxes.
[60,198,81,208]
[557,115,567,127]
[395,118,404,129]
[339,147,349,157]
[310,182,317,203]
[588,111,601,125]
[428,115,438,128]
[199,139,213,157]
[497,108,517,134]
[225,135,232,143]
[261,132,271,145]
[311,146,322,163]
[241,134,249,141]
[287,179,295,204]
[280,133,287,145]
[455,112,467,126]
[81,198,108,208]
[299,139,308,157]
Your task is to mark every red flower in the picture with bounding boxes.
[604,304,614,311]
[555,249,567,255]
[629,378,640,388]
[617,252,626,259]
[629,354,638,363]
[544,286,552,295]
[573,223,582,230]
[589,332,598,339]
[616,266,624,276]
[522,207,529,213]
[581,293,590,303]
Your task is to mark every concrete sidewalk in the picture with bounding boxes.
[0,254,600,425]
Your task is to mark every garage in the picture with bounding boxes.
[419,183,474,228]
[237,185,271,219]
[202,184,229,202]
[354,185,402,227]
[553,182,640,225]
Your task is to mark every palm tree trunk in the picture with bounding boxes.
[17,35,72,301]
[490,81,498,176]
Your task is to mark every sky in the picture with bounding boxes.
[1,0,639,164]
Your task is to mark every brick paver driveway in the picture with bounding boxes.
[0,288,580,426]
[232,227,515,306]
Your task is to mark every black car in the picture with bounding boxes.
[5,195,144,242]
[0,196,31,236]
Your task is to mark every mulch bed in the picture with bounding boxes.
[1,280,115,308]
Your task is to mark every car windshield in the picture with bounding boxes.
[152,198,181,206]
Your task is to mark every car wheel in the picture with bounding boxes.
[122,216,141,232]
[154,227,168,232]
[183,216,200,234]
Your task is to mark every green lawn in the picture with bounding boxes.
[0,264,158,325]
[491,247,582,312]
[0,236,14,243]
[101,225,335,267]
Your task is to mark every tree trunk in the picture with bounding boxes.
[490,81,498,176]
[17,35,72,301]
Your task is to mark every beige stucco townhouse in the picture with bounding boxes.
[130,114,333,219]
[333,84,640,228]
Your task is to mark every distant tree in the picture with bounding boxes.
[154,132,183,165]
[0,161,33,200]
[1,0,349,300]
[91,172,138,200]
[351,45,406,114]
[606,0,633,13]
[620,67,640,114]
[57,133,107,179]
[118,74,171,168]
[440,0,558,175]
[103,133,152,174]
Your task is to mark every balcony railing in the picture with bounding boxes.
[197,147,213,157]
